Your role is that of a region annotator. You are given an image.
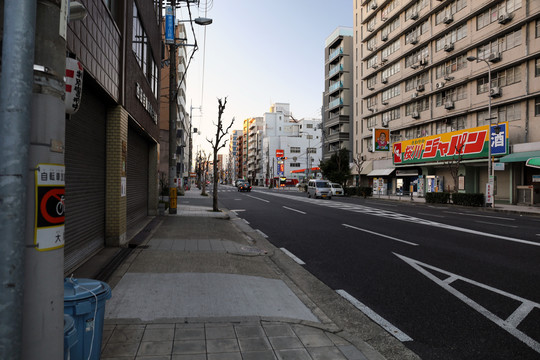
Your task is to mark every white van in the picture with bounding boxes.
[307,179,332,199]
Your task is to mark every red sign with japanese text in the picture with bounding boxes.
[276,149,284,158]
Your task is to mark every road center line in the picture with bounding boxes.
[283,206,306,214]
[280,248,306,265]
[336,289,413,342]
[343,224,419,246]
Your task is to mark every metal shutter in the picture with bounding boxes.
[126,126,149,228]
[64,89,106,274]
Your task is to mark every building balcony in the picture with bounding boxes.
[328,47,343,62]
[325,114,350,128]
[328,64,343,78]
[327,81,343,95]
[326,131,350,144]
[328,97,343,110]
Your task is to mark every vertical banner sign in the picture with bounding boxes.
[35,164,65,251]
[276,149,284,158]
[165,6,174,45]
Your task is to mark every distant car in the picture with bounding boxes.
[238,182,252,192]
[307,179,331,199]
[234,179,246,187]
[330,183,344,196]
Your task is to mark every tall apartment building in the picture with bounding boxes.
[354,0,540,204]
[229,130,242,181]
[323,27,354,161]
[247,117,264,185]
[159,22,189,190]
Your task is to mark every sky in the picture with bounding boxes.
[176,0,353,155]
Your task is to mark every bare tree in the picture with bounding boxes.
[207,97,235,211]
[445,143,465,193]
[351,154,365,187]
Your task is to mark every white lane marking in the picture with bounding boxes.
[256,229,268,238]
[475,220,518,228]
[261,192,540,248]
[243,219,250,225]
[418,212,445,218]
[336,289,413,342]
[342,224,419,246]
[283,206,307,214]
[280,247,305,265]
[231,209,246,213]
[395,253,540,354]
[444,211,515,221]
[246,195,270,203]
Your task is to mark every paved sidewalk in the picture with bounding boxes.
[98,188,395,360]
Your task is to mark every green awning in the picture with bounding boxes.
[499,151,540,163]
[526,157,540,169]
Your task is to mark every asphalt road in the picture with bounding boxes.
[216,185,540,360]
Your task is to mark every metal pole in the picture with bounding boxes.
[169,0,178,213]
[0,1,37,358]
[485,59,493,208]
[23,1,67,358]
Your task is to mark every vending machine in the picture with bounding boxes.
[426,175,443,193]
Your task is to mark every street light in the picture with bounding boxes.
[167,1,212,214]
[467,55,494,207]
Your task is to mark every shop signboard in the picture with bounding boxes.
[393,122,508,165]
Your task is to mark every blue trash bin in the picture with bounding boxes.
[64,314,78,360]
[64,278,112,360]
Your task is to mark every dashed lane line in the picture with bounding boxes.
[280,248,306,265]
[343,224,419,246]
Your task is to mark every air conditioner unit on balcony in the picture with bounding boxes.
[371,2,377,10]
[444,75,454,81]
[411,12,419,20]
[444,43,454,52]
[381,57,388,63]
[373,64,379,69]
[411,63,419,69]
[382,101,388,105]
[381,34,388,41]
[412,92,419,98]
[409,36,418,44]
[498,12,513,24]
[488,52,502,63]
[382,119,389,127]
[444,101,455,109]
[382,16,387,21]
[443,14,454,24]
[412,111,420,119]
[381,77,388,84]
[436,82,445,89]
[416,84,425,92]
[368,86,374,90]
[490,87,502,97]
[419,58,428,65]
[367,26,374,32]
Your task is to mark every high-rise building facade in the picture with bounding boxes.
[354,0,540,204]
[323,27,354,161]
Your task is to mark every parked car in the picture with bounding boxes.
[307,179,331,199]
[238,182,252,192]
[235,179,246,187]
[330,183,344,196]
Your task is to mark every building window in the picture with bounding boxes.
[382,108,400,123]
[367,116,377,128]
[405,20,429,44]
[382,84,400,101]
[367,55,378,68]
[436,85,467,106]
[406,72,429,92]
[435,24,467,52]
[536,20,540,38]
[436,116,466,134]
[405,0,428,21]
[535,98,540,116]
[367,75,377,89]
[290,147,300,153]
[435,0,467,25]
[477,29,521,60]
[307,148,317,154]
[290,163,301,168]
[477,0,522,30]
[381,0,399,19]
[476,65,521,93]
[479,104,521,122]
[367,96,378,108]
[382,62,400,79]
[435,55,467,79]
[132,3,148,76]
[381,39,400,59]
[406,98,429,115]
[536,59,540,77]
[405,46,428,68]
[381,18,400,38]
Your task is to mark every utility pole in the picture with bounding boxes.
[168,0,178,214]
[0,1,37,358]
